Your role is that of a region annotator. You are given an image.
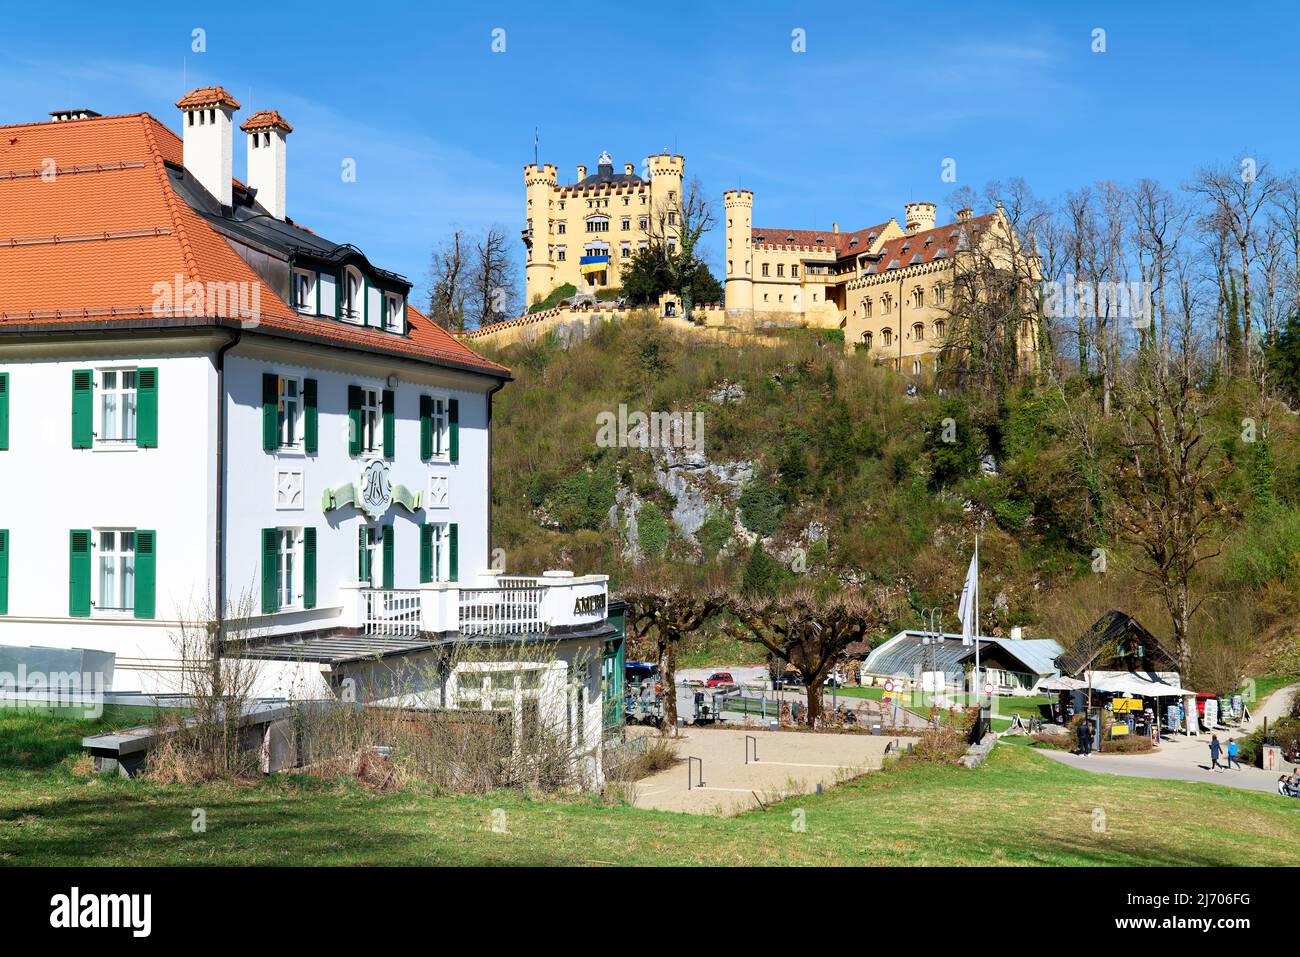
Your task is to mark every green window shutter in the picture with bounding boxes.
[448,523,459,583]
[381,525,394,589]
[261,528,278,614]
[382,389,395,459]
[71,370,93,449]
[358,525,369,582]
[363,277,371,325]
[133,530,156,619]
[0,373,9,451]
[315,271,322,315]
[347,385,363,456]
[303,527,317,609]
[419,395,433,461]
[69,529,91,617]
[0,529,8,616]
[448,398,460,463]
[262,373,279,451]
[136,368,158,448]
[303,378,319,454]
[419,523,433,583]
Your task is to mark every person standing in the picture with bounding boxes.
[1227,737,1241,770]
[1077,717,1092,756]
[1209,734,1223,771]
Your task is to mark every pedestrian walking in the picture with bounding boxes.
[1227,737,1241,770]
[1077,717,1092,756]
[1209,733,1223,771]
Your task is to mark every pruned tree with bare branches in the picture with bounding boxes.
[727,588,892,726]
[621,574,727,729]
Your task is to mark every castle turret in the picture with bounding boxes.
[523,162,558,306]
[647,153,685,245]
[723,188,754,317]
[905,201,936,235]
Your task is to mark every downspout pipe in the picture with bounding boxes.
[214,331,242,650]
[485,378,508,564]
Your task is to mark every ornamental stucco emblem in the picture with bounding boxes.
[359,458,393,519]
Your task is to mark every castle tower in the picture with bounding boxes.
[523,162,558,306]
[646,153,685,246]
[905,201,937,235]
[723,189,754,316]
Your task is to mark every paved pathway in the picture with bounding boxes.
[628,727,907,815]
[1036,683,1300,797]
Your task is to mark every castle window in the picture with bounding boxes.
[912,287,925,308]
[791,265,798,278]
[557,247,566,262]
[557,223,566,235]
[912,322,924,341]
[862,331,873,349]
[667,211,676,226]
[777,264,784,277]
[639,216,648,230]
[934,319,945,338]
[936,285,946,305]
[882,328,893,346]
[912,359,921,375]
[586,215,610,233]
[621,217,630,230]
[621,243,631,258]
[762,264,769,277]
[864,299,872,318]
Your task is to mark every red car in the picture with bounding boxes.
[706,672,734,687]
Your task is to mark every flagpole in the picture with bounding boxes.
[973,534,980,707]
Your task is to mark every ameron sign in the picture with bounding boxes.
[574,593,606,616]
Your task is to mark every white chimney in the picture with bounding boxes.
[241,110,293,220]
[176,87,239,208]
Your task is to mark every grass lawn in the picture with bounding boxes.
[1250,673,1299,708]
[3,709,1298,866]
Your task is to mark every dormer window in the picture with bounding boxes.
[384,292,405,333]
[292,268,316,314]
[340,266,363,323]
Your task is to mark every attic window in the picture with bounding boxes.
[924,235,934,246]
[867,233,877,242]
[786,234,794,242]
[849,237,858,246]
[815,237,824,244]
[383,292,405,333]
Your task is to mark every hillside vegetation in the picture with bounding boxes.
[480,314,1300,689]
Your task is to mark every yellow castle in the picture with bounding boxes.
[724,192,1040,369]
[523,150,683,306]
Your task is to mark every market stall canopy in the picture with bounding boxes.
[1038,676,1089,691]
[1087,673,1194,698]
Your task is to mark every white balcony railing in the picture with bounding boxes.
[363,588,422,637]
[459,581,545,636]
[340,571,609,640]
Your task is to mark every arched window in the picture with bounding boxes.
[936,285,946,305]
[912,322,925,341]
[912,286,925,308]
[934,319,946,339]
[864,298,873,318]
[912,359,921,375]
[340,266,363,323]
[882,293,893,311]
[861,331,873,349]
[882,328,893,347]
[585,215,610,233]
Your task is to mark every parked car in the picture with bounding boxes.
[824,672,846,688]
[776,670,804,689]
[706,672,735,688]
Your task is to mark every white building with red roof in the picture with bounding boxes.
[0,87,617,773]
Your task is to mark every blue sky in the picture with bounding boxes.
[4,1,1298,307]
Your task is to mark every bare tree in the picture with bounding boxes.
[643,176,716,320]
[1107,340,1233,678]
[622,575,726,728]
[426,228,471,330]
[466,225,519,329]
[729,589,891,727]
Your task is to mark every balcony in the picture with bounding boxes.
[338,570,610,640]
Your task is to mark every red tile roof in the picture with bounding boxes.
[240,110,293,134]
[175,86,241,110]
[752,223,892,256]
[0,111,508,378]
[861,215,994,272]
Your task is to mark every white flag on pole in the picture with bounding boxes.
[957,551,978,645]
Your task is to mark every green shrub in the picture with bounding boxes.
[637,502,670,559]
[552,466,617,531]
[739,477,784,537]
[528,283,578,313]
[696,505,733,561]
